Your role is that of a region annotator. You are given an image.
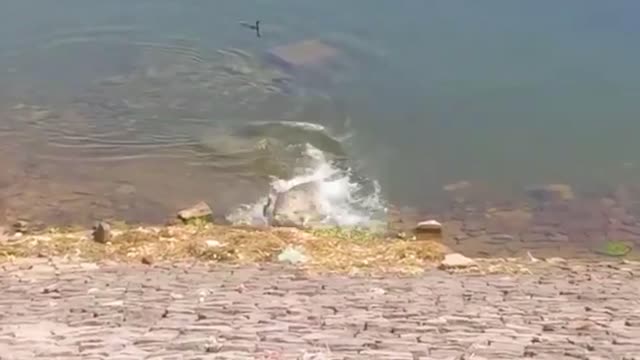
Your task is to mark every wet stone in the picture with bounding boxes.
[177,201,213,222]
[92,221,111,244]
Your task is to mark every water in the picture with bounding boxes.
[2,1,640,256]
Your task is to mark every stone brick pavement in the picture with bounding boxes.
[1,258,639,359]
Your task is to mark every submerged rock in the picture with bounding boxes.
[177,201,213,223]
[266,39,339,73]
[92,222,111,244]
[443,181,471,192]
[544,257,567,265]
[526,184,574,202]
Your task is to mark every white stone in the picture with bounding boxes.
[205,240,222,248]
[545,257,567,265]
[438,253,476,269]
[177,201,213,222]
[415,220,443,233]
[416,220,442,229]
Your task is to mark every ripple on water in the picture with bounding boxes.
[0,22,362,224]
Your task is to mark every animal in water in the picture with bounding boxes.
[240,20,261,38]
[263,181,328,228]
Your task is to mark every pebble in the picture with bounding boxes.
[177,201,213,222]
[545,257,567,265]
[13,220,28,233]
[439,253,477,269]
[205,240,222,248]
[415,220,443,234]
[92,222,111,244]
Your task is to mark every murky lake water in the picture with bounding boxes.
[2,1,640,257]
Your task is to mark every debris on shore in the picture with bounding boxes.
[0,221,446,275]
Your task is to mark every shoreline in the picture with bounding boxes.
[1,211,635,274]
[0,221,450,275]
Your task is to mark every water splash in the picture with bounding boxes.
[225,123,386,229]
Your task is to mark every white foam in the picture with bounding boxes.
[226,143,386,228]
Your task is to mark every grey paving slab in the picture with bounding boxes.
[0,259,638,359]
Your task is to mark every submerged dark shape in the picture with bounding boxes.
[232,121,348,159]
[263,181,327,228]
[240,20,261,38]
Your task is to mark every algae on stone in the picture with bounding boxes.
[593,240,632,257]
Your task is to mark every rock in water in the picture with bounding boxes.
[266,39,338,73]
[438,253,476,269]
[12,220,28,234]
[265,39,340,90]
[264,182,327,228]
[177,201,213,223]
[526,184,574,202]
[415,220,443,235]
[93,222,111,244]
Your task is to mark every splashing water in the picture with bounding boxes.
[226,138,386,229]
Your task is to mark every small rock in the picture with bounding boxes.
[490,234,515,242]
[92,222,111,244]
[415,220,443,234]
[545,257,567,265]
[277,246,308,264]
[177,201,213,222]
[141,256,153,265]
[526,184,574,202]
[438,253,477,269]
[205,240,222,248]
[12,220,28,233]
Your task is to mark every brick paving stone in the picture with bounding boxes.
[0,258,638,359]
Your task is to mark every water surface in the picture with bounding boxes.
[1,1,640,241]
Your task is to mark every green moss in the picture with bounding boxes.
[183,217,212,229]
[593,240,632,257]
[308,226,382,244]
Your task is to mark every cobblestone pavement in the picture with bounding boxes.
[1,258,639,360]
